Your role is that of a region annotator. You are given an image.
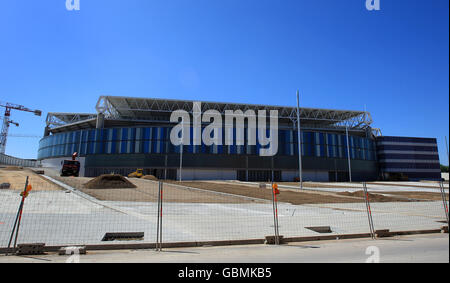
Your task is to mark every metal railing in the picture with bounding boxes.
[0,174,448,253]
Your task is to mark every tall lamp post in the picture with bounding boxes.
[296,90,303,190]
[445,136,449,168]
[179,142,183,182]
[345,126,352,183]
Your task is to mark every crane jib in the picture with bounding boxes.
[0,101,42,154]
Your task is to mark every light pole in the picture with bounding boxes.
[445,136,449,167]
[296,90,303,190]
[179,142,183,182]
[345,126,352,183]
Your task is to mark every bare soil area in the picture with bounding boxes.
[84,174,136,189]
[379,191,448,201]
[53,176,263,204]
[337,191,414,202]
[21,173,439,205]
[275,182,355,189]
[165,181,411,205]
[367,182,448,190]
[0,167,62,191]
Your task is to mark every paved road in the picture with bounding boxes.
[0,233,448,263]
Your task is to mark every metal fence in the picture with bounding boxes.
[0,171,448,253]
[367,183,448,234]
[0,153,37,168]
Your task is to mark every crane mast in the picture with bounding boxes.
[0,101,42,154]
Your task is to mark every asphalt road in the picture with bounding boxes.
[0,233,448,263]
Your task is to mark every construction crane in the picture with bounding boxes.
[0,101,42,154]
[8,134,43,138]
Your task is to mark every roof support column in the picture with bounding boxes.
[43,126,50,137]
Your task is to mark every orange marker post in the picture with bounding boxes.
[7,177,32,254]
[271,183,280,244]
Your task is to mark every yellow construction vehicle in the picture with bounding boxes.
[128,169,144,178]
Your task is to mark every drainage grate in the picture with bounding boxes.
[101,232,144,241]
[305,226,332,233]
[16,243,45,255]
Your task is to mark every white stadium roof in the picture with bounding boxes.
[46,96,374,134]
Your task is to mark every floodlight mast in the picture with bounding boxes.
[296,90,303,190]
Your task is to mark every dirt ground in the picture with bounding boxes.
[337,191,415,202]
[166,181,428,205]
[53,176,264,204]
[277,181,448,190]
[275,182,356,189]
[0,167,62,191]
[367,182,448,190]
[49,176,447,204]
[2,167,444,204]
[54,176,368,204]
[377,191,448,201]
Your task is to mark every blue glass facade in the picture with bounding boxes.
[376,136,441,180]
[38,127,377,161]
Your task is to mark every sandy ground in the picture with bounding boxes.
[1,168,446,204]
[276,182,363,188]
[168,181,370,204]
[51,176,378,204]
[276,181,448,189]
[0,167,62,191]
[375,191,448,201]
[45,175,444,205]
[367,182,449,189]
[51,176,264,204]
[173,181,448,203]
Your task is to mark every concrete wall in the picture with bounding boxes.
[176,169,329,182]
[80,153,378,181]
[0,153,37,167]
[177,169,237,181]
[281,170,329,182]
[40,156,86,177]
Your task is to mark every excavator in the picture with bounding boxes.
[60,152,80,177]
[128,169,144,178]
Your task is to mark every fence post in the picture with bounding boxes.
[7,176,29,255]
[271,182,280,245]
[362,182,375,239]
[439,181,449,226]
[156,181,162,251]
[159,181,163,250]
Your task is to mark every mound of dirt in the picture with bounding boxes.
[338,190,411,202]
[142,175,158,181]
[84,174,137,189]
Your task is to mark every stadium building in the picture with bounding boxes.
[37,96,441,181]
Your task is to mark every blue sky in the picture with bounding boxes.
[0,0,448,164]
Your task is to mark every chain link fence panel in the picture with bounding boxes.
[1,168,448,251]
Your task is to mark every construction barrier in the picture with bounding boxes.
[0,171,448,253]
[366,181,449,235]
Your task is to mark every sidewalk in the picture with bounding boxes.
[0,233,448,263]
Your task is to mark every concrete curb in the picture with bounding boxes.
[1,229,446,255]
